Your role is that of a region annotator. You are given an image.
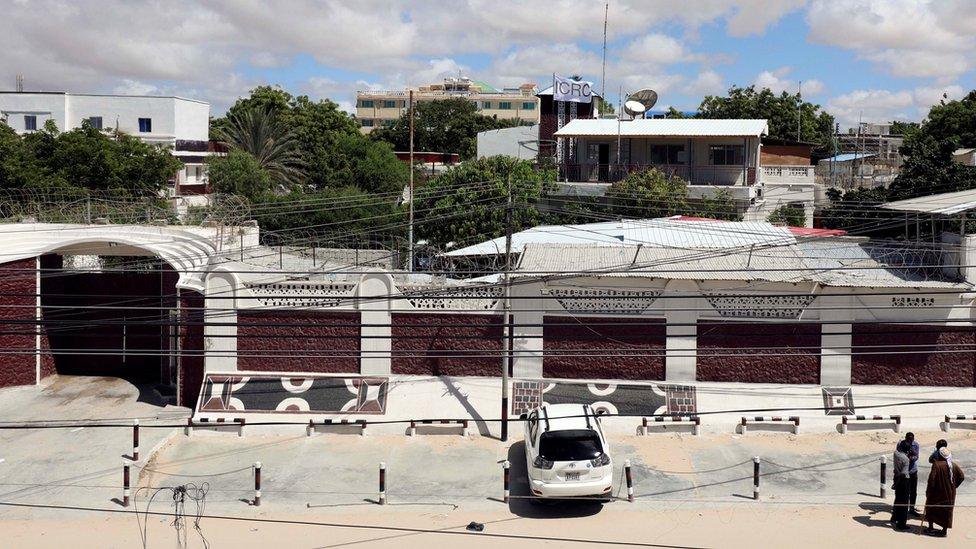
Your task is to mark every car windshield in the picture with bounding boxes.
[539,429,603,461]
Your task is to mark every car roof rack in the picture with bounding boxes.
[541,406,550,432]
[583,404,592,429]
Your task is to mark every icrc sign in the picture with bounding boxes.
[553,75,594,104]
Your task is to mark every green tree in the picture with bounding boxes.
[605,167,740,221]
[697,85,835,151]
[256,186,405,247]
[415,156,554,250]
[215,107,304,187]
[370,98,525,160]
[207,149,272,201]
[213,86,407,193]
[887,90,976,200]
[889,120,920,137]
[767,204,807,227]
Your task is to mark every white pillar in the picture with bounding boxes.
[203,272,237,372]
[665,280,698,382]
[512,281,544,378]
[359,274,392,375]
[819,291,852,385]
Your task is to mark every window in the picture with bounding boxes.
[87,116,103,130]
[24,115,37,131]
[481,101,492,109]
[361,119,374,127]
[539,430,603,461]
[522,102,535,110]
[360,99,375,108]
[383,100,396,108]
[709,144,744,165]
[498,101,512,110]
[650,144,686,165]
[138,118,152,133]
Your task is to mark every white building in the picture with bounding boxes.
[552,118,817,226]
[0,91,211,194]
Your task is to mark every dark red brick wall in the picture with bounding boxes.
[543,316,666,380]
[391,313,502,376]
[41,265,177,380]
[179,291,205,408]
[0,258,38,388]
[852,323,976,387]
[236,310,361,374]
[697,321,821,384]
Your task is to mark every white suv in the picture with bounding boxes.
[522,403,613,500]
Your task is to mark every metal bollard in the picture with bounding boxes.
[306,420,313,437]
[624,459,634,502]
[753,457,760,500]
[254,461,262,507]
[122,461,131,507]
[238,418,246,438]
[503,460,511,504]
[184,417,193,437]
[461,419,470,437]
[408,420,416,437]
[132,419,140,462]
[379,462,387,505]
[880,456,887,499]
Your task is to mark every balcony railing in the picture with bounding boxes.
[761,165,815,182]
[559,163,757,186]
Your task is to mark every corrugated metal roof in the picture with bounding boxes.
[881,188,976,215]
[515,239,970,288]
[819,153,877,163]
[444,217,794,257]
[553,118,768,138]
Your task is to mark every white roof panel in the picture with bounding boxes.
[553,118,769,138]
[444,217,794,257]
[881,188,976,215]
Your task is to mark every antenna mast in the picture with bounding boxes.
[601,3,608,101]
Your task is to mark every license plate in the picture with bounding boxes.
[565,472,580,481]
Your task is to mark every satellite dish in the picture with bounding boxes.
[624,88,658,118]
[624,100,646,115]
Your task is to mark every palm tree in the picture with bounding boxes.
[217,107,305,187]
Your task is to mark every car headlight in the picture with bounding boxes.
[589,453,611,467]
[532,455,554,470]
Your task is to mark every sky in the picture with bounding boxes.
[1,0,974,129]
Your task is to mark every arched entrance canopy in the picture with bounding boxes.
[0,223,217,292]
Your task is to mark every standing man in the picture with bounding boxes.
[903,432,920,516]
[891,441,912,531]
[924,447,965,537]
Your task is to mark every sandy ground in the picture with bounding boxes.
[3,431,975,548]
[2,503,975,548]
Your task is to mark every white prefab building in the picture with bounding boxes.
[0,91,211,194]
[553,118,816,226]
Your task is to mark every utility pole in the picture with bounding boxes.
[501,166,514,442]
[796,80,802,142]
[407,90,415,271]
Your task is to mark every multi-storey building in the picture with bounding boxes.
[0,91,211,195]
[355,77,539,133]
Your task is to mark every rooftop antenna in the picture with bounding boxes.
[601,3,608,100]
[796,80,802,142]
[16,74,24,92]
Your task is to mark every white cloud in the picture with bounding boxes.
[726,0,807,37]
[827,85,965,129]
[753,67,824,96]
[683,70,726,97]
[806,0,976,79]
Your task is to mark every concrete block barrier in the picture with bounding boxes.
[942,414,976,432]
[408,419,469,436]
[307,419,368,436]
[188,417,246,437]
[640,415,700,436]
[839,415,900,434]
[739,416,799,435]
